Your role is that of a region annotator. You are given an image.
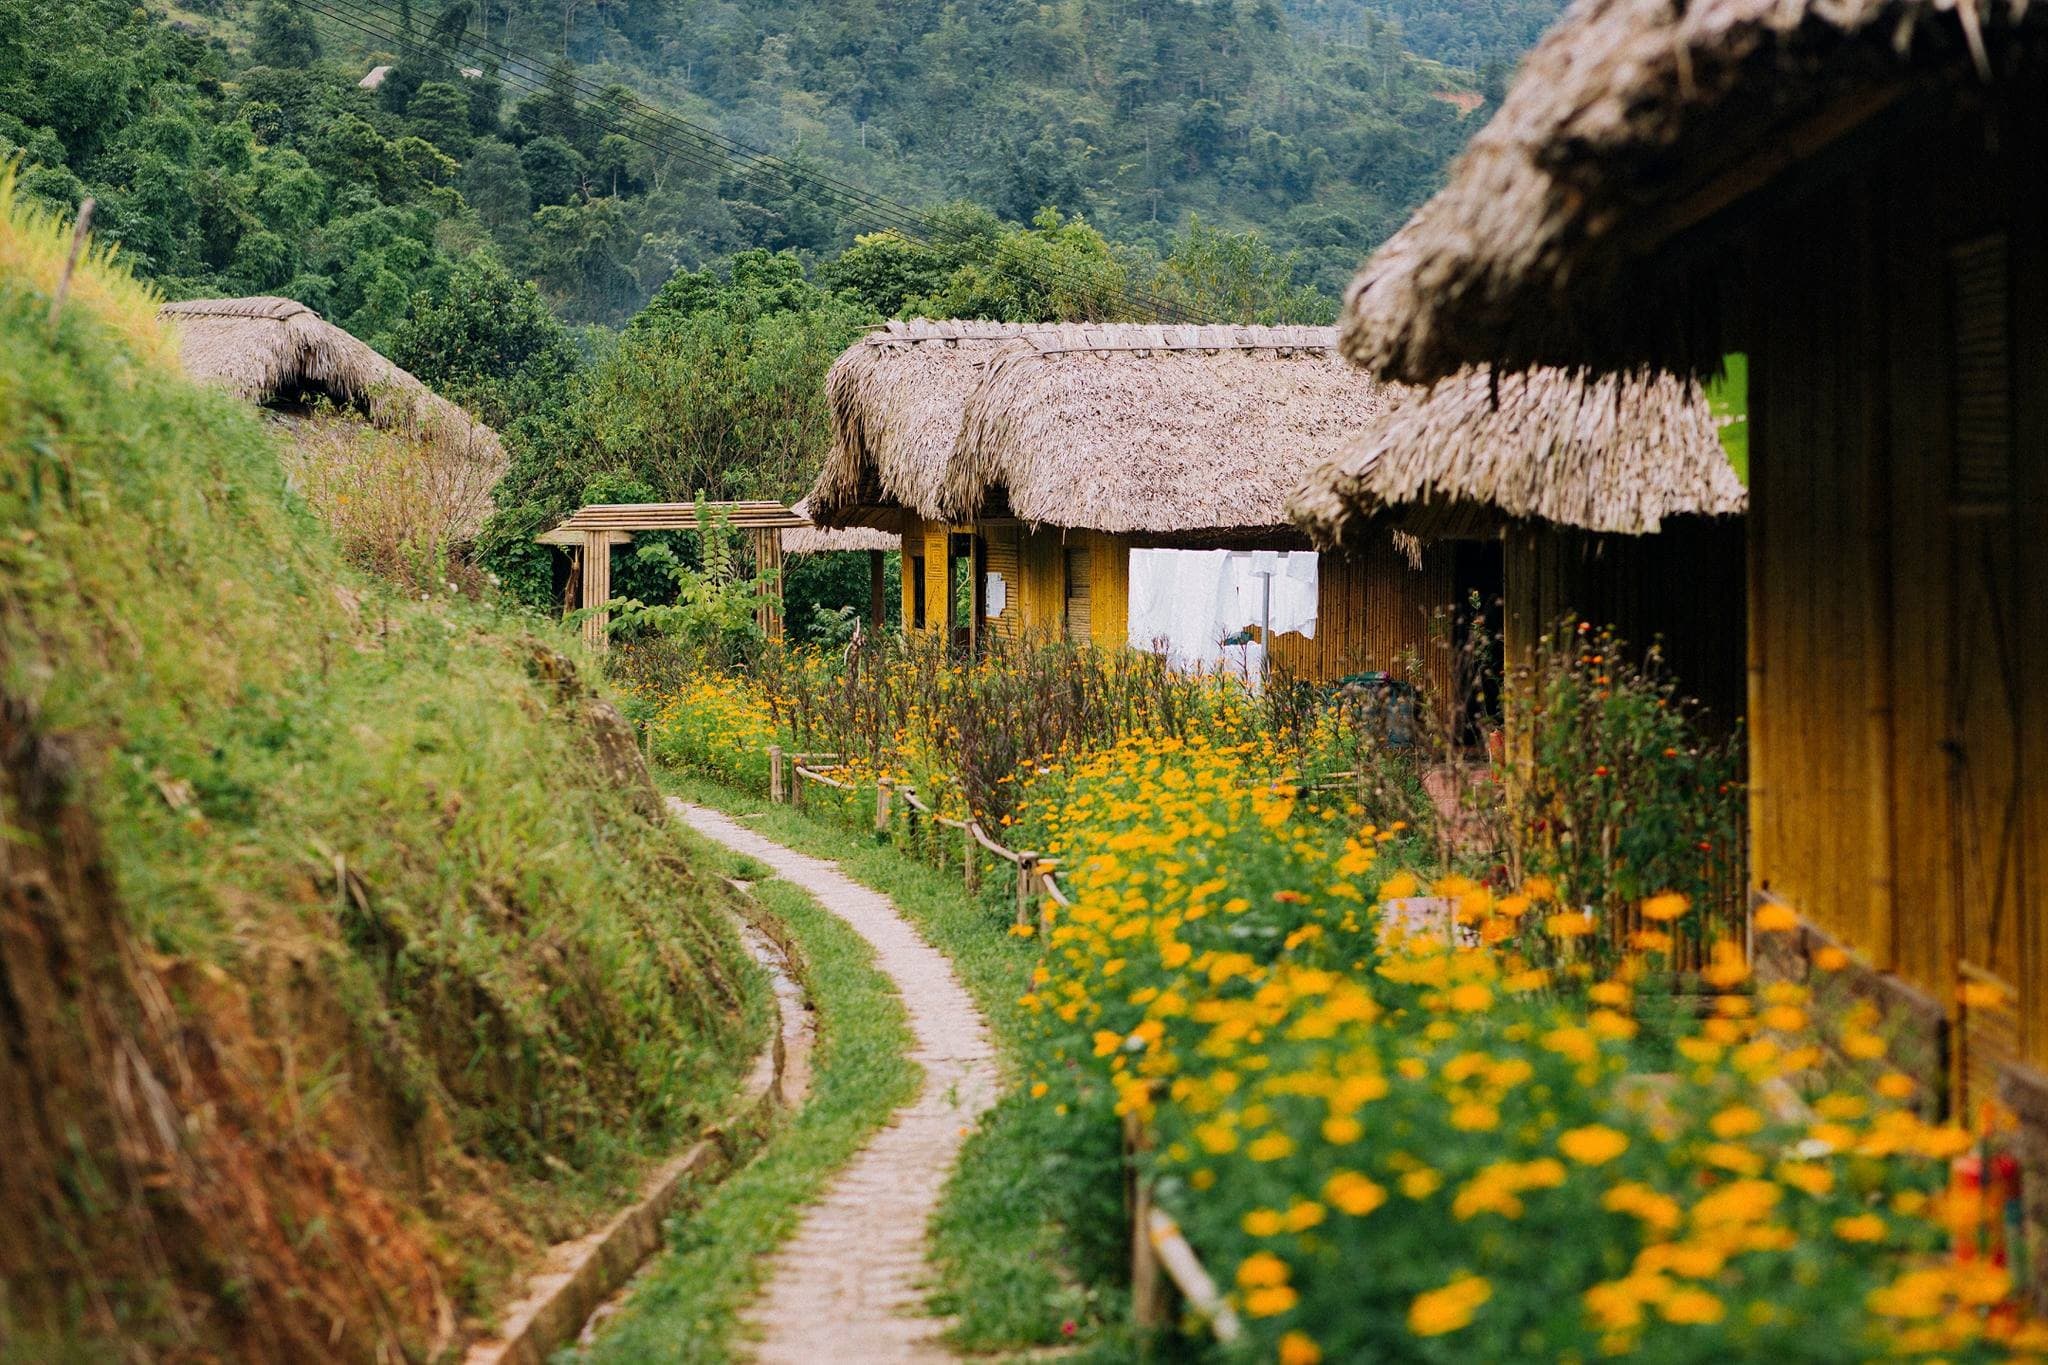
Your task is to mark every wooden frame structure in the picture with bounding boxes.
[538,502,809,647]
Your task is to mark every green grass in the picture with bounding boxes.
[0,176,763,1355]
[572,823,918,1363]
[659,769,1133,1354]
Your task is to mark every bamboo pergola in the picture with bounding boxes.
[539,502,811,647]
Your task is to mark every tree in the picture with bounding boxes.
[520,134,587,207]
[407,81,474,156]
[386,254,582,429]
[1143,217,1335,324]
[249,1,322,67]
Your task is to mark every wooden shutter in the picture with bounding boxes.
[984,529,1020,640]
[1946,231,2023,1119]
[1950,234,2011,515]
[1064,546,1092,642]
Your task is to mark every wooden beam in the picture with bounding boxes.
[869,549,886,630]
[581,529,611,650]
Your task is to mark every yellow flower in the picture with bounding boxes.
[1876,1072,1918,1100]
[1640,892,1690,922]
[1559,1125,1629,1165]
[1660,1287,1724,1324]
[1324,1171,1388,1217]
[1236,1251,1290,1289]
[1700,1142,1765,1176]
[1812,945,1850,971]
[1451,1101,1500,1132]
[1775,1161,1834,1196]
[1447,982,1494,1012]
[1692,1179,1779,1226]
[1379,871,1420,900]
[1278,1331,1322,1365]
[1322,1115,1363,1144]
[1588,980,1631,1007]
[1400,1168,1442,1199]
[1247,1131,1296,1162]
[1603,1182,1681,1234]
[1709,1105,1765,1139]
[1833,1213,1886,1242]
[1283,1199,1326,1232]
[1546,911,1595,939]
[1245,1285,1299,1317]
[1242,1207,1285,1237]
[1753,901,1798,933]
[1841,1030,1887,1061]
[1408,1274,1491,1336]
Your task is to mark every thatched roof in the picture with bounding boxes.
[1340,0,2043,383]
[808,320,1042,528]
[812,322,1394,540]
[1289,367,1745,546]
[944,324,1391,539]
[781,498,899,554]
[160,296,506,471]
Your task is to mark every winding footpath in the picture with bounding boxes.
[672,800,999,1364]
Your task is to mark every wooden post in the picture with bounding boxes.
[791,759,805,812]
[875,780,892,837]
[904,792,919,853]
[581,529,611,649]
[963,828,979,892]
[869,548,887,630]
[1015,852,1039,928]
[1126,1110,1173,1332]
[47,198,94,329]
[768,745,784,804]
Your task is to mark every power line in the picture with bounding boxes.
[294,0,1208,322]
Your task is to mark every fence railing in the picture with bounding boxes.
[759,742,1238,1341]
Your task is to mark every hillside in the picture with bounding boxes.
[0,0,1495,328]
[0,175,760,1357]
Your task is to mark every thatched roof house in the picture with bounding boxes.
[1329,0,2048,1196]
[1339,0,2044,385]
[161,296,505,466]
[811,320,1449,685]
[1288,367,1743,544]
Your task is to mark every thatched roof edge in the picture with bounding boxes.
[1288,366,1745,545]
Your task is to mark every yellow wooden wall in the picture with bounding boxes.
[1743,110,2048,1100]
[1266,539,1454,686]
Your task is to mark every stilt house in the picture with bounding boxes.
[1333,0,2048,1198]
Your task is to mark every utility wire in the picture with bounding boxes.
[294,0,1209,322]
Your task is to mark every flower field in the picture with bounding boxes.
[638,638,2036,1361]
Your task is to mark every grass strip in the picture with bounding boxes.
[659,770,1134,1355]
[572,823,917,1363]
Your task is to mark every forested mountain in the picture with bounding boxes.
[0,0,1498,329]
[1283,0,1567,71]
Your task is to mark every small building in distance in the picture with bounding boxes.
[809,320,1483,689]
[1333,0,2048,1218]
[160,295,507,549]
[1289,364,1747,735]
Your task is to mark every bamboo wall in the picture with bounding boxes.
[1265,538,1455,688]
[1742,105,2048,1105]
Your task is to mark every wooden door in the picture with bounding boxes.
[1064,546,1092,642]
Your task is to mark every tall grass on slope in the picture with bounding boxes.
[0,171,760,1361]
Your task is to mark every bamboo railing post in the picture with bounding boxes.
[791,760,806,812]
[875,779,893,839]
[1015,852,1039,927]
[1126,1111,1173,1332]
[963,827,979,892]
[768,745,784,804]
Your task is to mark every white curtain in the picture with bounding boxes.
[1127,549,1320,680]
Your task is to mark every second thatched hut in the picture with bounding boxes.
[810,320,1467,686]
[1290,364,1747,732]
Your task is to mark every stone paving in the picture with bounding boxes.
[674,801,999,1364]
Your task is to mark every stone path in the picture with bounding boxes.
[672,801,999,1364]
